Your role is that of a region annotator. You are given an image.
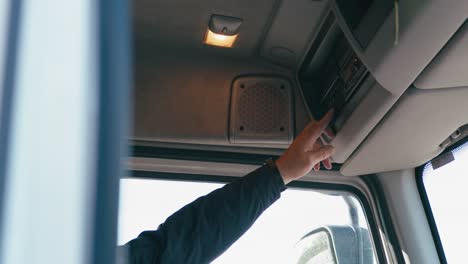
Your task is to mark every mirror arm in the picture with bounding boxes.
[343,196,359,227]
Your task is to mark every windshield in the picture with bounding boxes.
[118,178,377,263]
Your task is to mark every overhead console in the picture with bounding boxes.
[299,12,372,132]
[132,0,468,174]
[295,0,468,166]
[340,18,468,176]
[297,0,396,163]
[414,20,468,90]
[299,0,393,131]
[334,0,393,49]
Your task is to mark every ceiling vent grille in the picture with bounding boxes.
[229,76,294,145]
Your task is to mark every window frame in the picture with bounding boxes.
[0,0,22,254]
[127,161,388,263]
[0,0,132,262]
[416,135,468,264]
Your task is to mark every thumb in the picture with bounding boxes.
[310,145,335,165]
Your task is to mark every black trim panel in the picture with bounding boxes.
[133,145,275,165]
[130,170,238,184]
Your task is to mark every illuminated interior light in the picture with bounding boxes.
[204,29,238,48]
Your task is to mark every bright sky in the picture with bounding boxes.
[423,141,468,263]
[117,177,372,263]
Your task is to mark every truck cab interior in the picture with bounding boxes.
[125,0,468,263]
[0,0,467,263]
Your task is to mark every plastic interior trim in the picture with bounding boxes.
[132,145,342,170]
[362,175,405,263]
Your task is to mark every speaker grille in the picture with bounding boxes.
[230,76,293,144]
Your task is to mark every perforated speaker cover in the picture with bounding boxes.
[229,76,294,144]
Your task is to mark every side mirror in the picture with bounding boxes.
[295,225,375,264]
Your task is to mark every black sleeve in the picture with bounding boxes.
[116,163,286,264]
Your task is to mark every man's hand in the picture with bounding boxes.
[276,110,335,184]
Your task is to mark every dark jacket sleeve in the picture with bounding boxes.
[117,163,286,264]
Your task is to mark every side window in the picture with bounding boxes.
[420,140,468,263]
[118,177,378,263]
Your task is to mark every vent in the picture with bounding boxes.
[229,76,293,144]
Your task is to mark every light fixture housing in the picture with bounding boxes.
[204,15,242,48]
[204,29,238,48]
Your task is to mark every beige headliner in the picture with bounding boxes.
[132,0,468,176]
[133,0,279,57]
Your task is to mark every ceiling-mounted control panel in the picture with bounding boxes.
[296,0,399,163]
[295,0,468,169]
[299,12,371,132]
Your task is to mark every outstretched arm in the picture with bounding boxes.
[117,110,335,264]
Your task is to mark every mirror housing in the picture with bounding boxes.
[295,225,374,264]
